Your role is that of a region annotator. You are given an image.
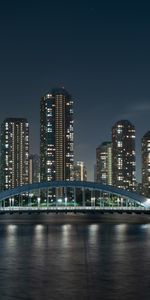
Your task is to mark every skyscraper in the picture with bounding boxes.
[0,118,29,190]
[40,87,74,198]
[96,141,112,185]
[142,131,150,197]
[112,120,136,191]
[74,161,87,181]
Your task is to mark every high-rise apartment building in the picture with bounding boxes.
[112,120,136,191]
[142,131,150,197]
[0,118,29,190]
[74,161,87,181]
[29,154,40,184]
[40,87,74,197]
[96,142,112,185]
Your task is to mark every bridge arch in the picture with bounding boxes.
[0,181,149,208]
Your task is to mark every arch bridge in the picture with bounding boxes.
[0,181,149,214]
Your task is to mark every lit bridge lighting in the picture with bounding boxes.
[0,181,149,214]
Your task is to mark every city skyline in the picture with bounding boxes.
[0,103,148,187]
[1,1,150,181]
[0,89,150,184]
[1,84,149,182]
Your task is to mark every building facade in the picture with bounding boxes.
[40,87,74,198]
[142,131,150,197]
[112,120,136,191]
[74,161,87,181]
[96,142,112,185]
[0,118,29,190]
[29,154,40,184]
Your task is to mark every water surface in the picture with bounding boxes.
[0,215,150,300]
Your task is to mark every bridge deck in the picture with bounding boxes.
[0,206,150,214]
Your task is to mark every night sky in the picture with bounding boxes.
[0,0,150,181]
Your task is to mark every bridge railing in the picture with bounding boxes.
[0,206,148,212]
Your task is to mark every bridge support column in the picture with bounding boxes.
[19,194,22,208]
[99,191,101,207]
[74,187,76,207]
[28,192,32,207]
[19,194,21,209]
[91,189,95,207]
[56,193,58,207]
[117,197,120,207]
[121,197,123,208]
[100,191,104,208]
[37,196,40,208]
[47,190,49,208]
[82,188,85,207]
[21,194,23,208]
[108,193,111,207]
[9,197,14,208]
[64,187,67,206]
[9,198,11,208]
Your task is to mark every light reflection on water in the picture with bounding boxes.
[0,219,150,300]
[35,224,44,232]
[6,224,18,234]
[140,224,150,231]
[61,224,72,247]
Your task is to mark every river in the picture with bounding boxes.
[0,214,150,300]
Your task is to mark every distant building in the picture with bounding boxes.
[74,161,87,181]
[136,182,143,195]
[0,118,29,190]
[96,142,112,185]
[40,87,74,198]
[142,131,150,197]
[112,120,136,191]
[94,164,97,182]
[29,154,40,184]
